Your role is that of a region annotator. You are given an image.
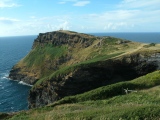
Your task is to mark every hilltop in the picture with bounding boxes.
[8,30,160,111]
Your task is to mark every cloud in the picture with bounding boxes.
[73,1,90,6]
[1,0,160,36]
[58,0,77,4]
[58,0,90,7]
[118,0,160,10]
[79,0,159,32]
[104,22,128,30]
[71,6,160,32]
[0,16,72,36]
[58,1,66,4]
[0,17,20,24]
[0,0,21,8]
[55,21,71,30]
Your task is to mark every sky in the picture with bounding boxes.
[0,0,160,36]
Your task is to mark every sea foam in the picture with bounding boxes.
[0,73,9,80]
[18,81,33,87]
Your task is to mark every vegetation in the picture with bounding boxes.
[6,70,160,120]
[0,113,10,120]
[143,43,156,48]
[16,32,139,87]
[48,70,160,106]
[19,44,68,78]
[23,44,67,67]
[8,31,160,119]
[34,52,124,87]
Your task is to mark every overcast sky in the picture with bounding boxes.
[0,0,160,36]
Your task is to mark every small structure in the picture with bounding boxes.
[123,88,137,94]
[59,28,63,31]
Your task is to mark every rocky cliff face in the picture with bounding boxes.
[9,67,37,85]
[8,30,160,109]
[9,31,95,84]
[28,52,160,108]
[32,31,95,49]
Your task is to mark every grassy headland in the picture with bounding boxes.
[7,30,160,119]
[5,70,160,120]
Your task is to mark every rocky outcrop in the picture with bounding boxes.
[32,31,95,48]
[9,31,96,84]
[28,52,160,108]
[9,67,38,85]
[8,30,160,109]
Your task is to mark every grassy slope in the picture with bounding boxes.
[7,32,160,119]
[7,70,160,120]
[16,44,68,79]
[15,34,142,87]
[33,42,160,88]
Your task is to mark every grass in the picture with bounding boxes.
[47,70,160,106]
[23,44,67,67]
[14,32,142,87]
[20,44,67,77]
[33,52,124,87]
[7,70,160,120]
[143,43,156,48]
[26,38,159,91]
[7,31,160,119]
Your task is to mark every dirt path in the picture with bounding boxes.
[112,43,146,59]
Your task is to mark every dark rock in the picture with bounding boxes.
[28,52,160,108]
[32,31,95,49]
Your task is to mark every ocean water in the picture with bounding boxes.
[92,32,160,43]
[0,35,36,112]
[0,33,159,113]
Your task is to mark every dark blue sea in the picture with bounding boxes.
[0,33,159,113]
[91,32,160,43]
[0,35,36,112]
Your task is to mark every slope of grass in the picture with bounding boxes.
[7,70,160,120]
[34,52,124,87]
[47,70,160,106]
[23,44,67,67]
[17,44,67,78]
[14,31,142,87]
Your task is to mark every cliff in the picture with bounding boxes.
[9,30,160,108]
[4,70,160,119]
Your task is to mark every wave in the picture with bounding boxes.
[0,72,9,80]
[18,81,33,87]
[1,87,4,89]
[1,76,7,79]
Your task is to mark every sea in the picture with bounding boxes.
[91,32,160,43]
[0,33,159,113]
[0,35,37,112]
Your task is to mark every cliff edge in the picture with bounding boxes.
[9,30,160,108]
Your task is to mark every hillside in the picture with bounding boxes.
[3,70,160,119]
[9,30,137,85]
[8,30,160,109]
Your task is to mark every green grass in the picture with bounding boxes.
[103,37,120,45]
[143,43,156,48]
[49,70,160,106]
[7,70,160,120]
[8,99,160,120]
[33,52,123,87]
[20,44,68,78]
[7,31,160,119]
[15,33,139,87]
[23,44,67,67]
